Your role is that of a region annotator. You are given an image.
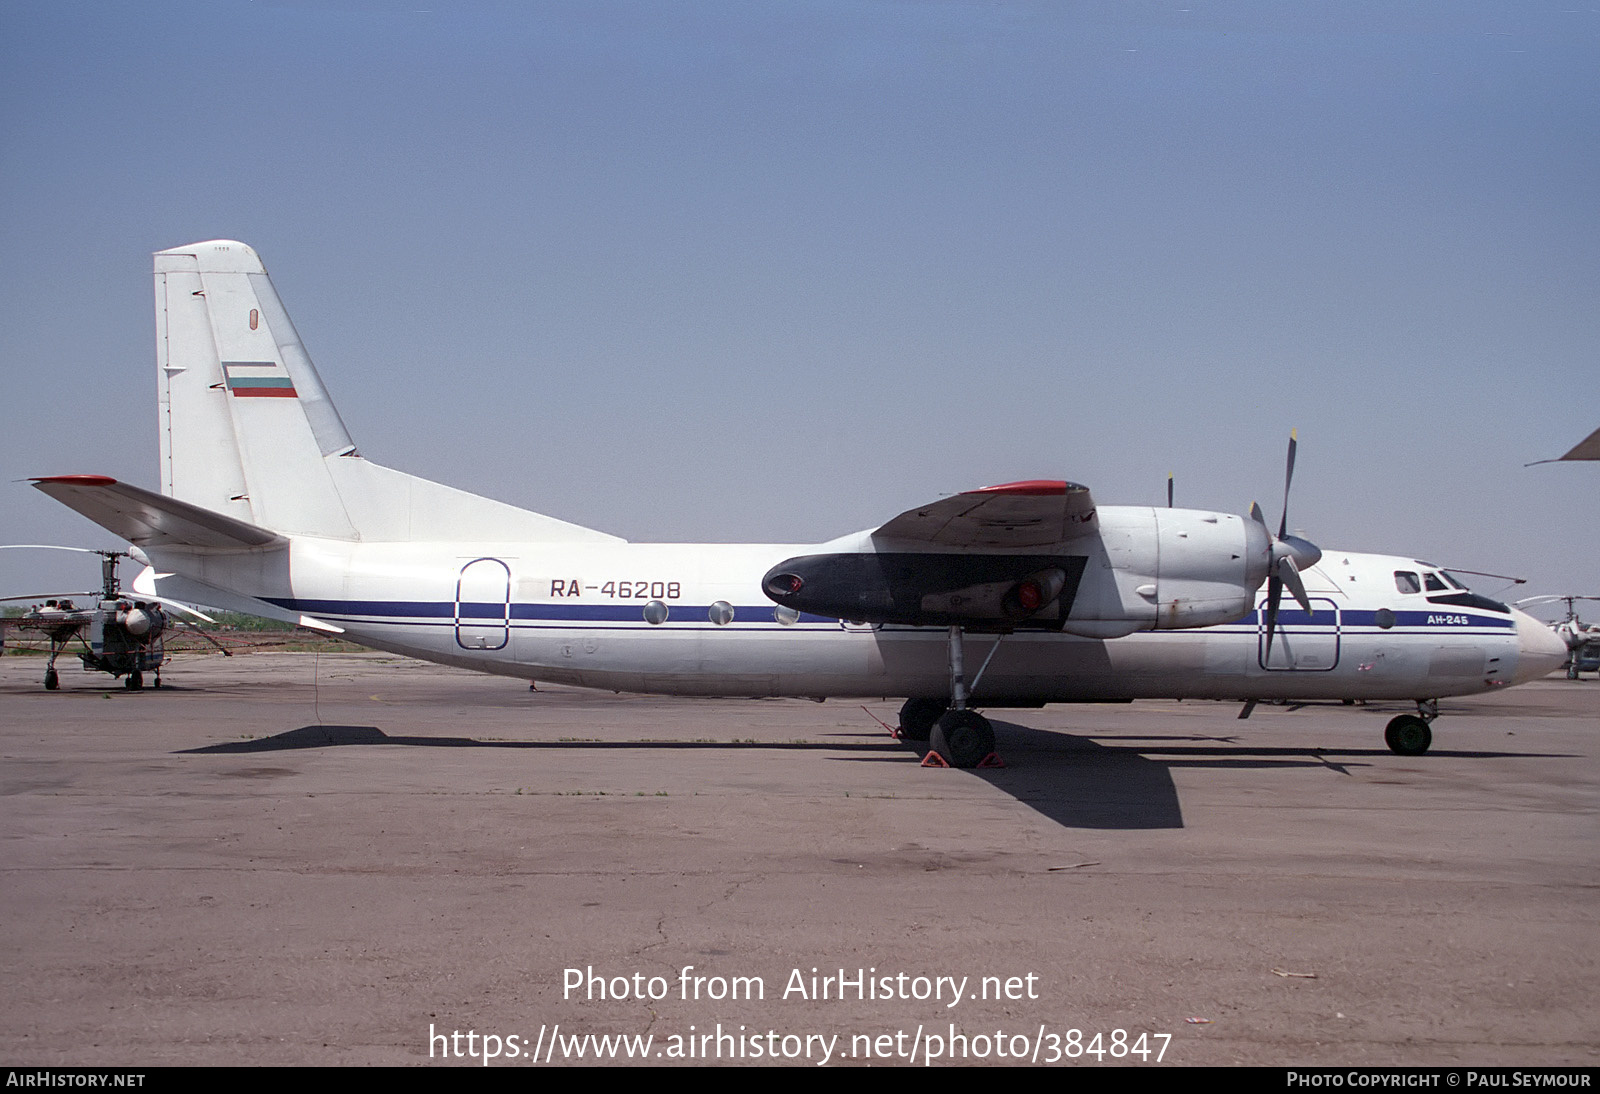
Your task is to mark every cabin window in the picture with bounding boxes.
[774,605,800,626]
[708,601,735,626]
[1394,571,1420,594]
[642,600,668,625]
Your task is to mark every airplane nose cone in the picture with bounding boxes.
[1511,610,1569,685]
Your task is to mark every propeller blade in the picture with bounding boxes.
[1248,431,1321,656]
[1279,429,1297,540]
[1167,473,1174,508]
[1278,555,1312,614]
[1263,572,1283,663]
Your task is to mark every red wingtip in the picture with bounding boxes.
[32,475,119,486]
[969,479,1069,496]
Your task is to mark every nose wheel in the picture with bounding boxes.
[1384,700,1437,756]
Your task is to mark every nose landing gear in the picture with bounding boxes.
[1384,699,1437,756]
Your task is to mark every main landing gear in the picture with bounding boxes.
[896,697,947,742]
[896,626,1000,769]
[1384,699,1437,756]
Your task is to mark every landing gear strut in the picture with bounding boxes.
[925,626,999,768]
[1384,699,1437,756]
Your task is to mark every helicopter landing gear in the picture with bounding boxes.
[43,644,64,691]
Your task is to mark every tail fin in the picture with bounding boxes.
[153,241,619,544]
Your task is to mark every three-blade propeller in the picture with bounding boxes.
[1251,431,1322,662]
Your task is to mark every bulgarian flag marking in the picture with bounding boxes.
[222,361,298,398]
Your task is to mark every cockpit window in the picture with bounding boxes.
[1424,572,1448,592]
[1394,571,1421,594]
[1443,572,1467,590]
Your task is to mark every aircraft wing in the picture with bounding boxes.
[31,477,287,550]
[872,480,1098,548]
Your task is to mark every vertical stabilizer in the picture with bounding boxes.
[156,241,357,537]
[153,241,621,545]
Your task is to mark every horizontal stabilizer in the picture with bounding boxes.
[31,476,287,550]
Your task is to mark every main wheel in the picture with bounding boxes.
[931,709,996,769]
[43,668,59,691]
[1384,714,1432,756]
[897,697,948,742]
[125,670,144,691]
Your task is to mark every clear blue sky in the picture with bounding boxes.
[2,1,1595,612]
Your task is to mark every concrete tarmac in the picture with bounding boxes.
[1,651,1595,1067]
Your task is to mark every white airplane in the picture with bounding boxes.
[32,241,1568,766]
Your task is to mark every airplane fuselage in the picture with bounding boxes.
[146,531,1549,703]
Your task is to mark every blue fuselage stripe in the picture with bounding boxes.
[261,598,1514,632]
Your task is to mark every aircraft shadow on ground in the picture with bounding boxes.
[177,720,1571,833]
[179,724,911,756]
[962,720,1573,830]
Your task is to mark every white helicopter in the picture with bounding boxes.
[0,547,172,690]
[0,545,230,690]
[31,241,1568,766]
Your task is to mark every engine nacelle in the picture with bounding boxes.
[763,507,1274,634]
[1147,508,1271,629]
